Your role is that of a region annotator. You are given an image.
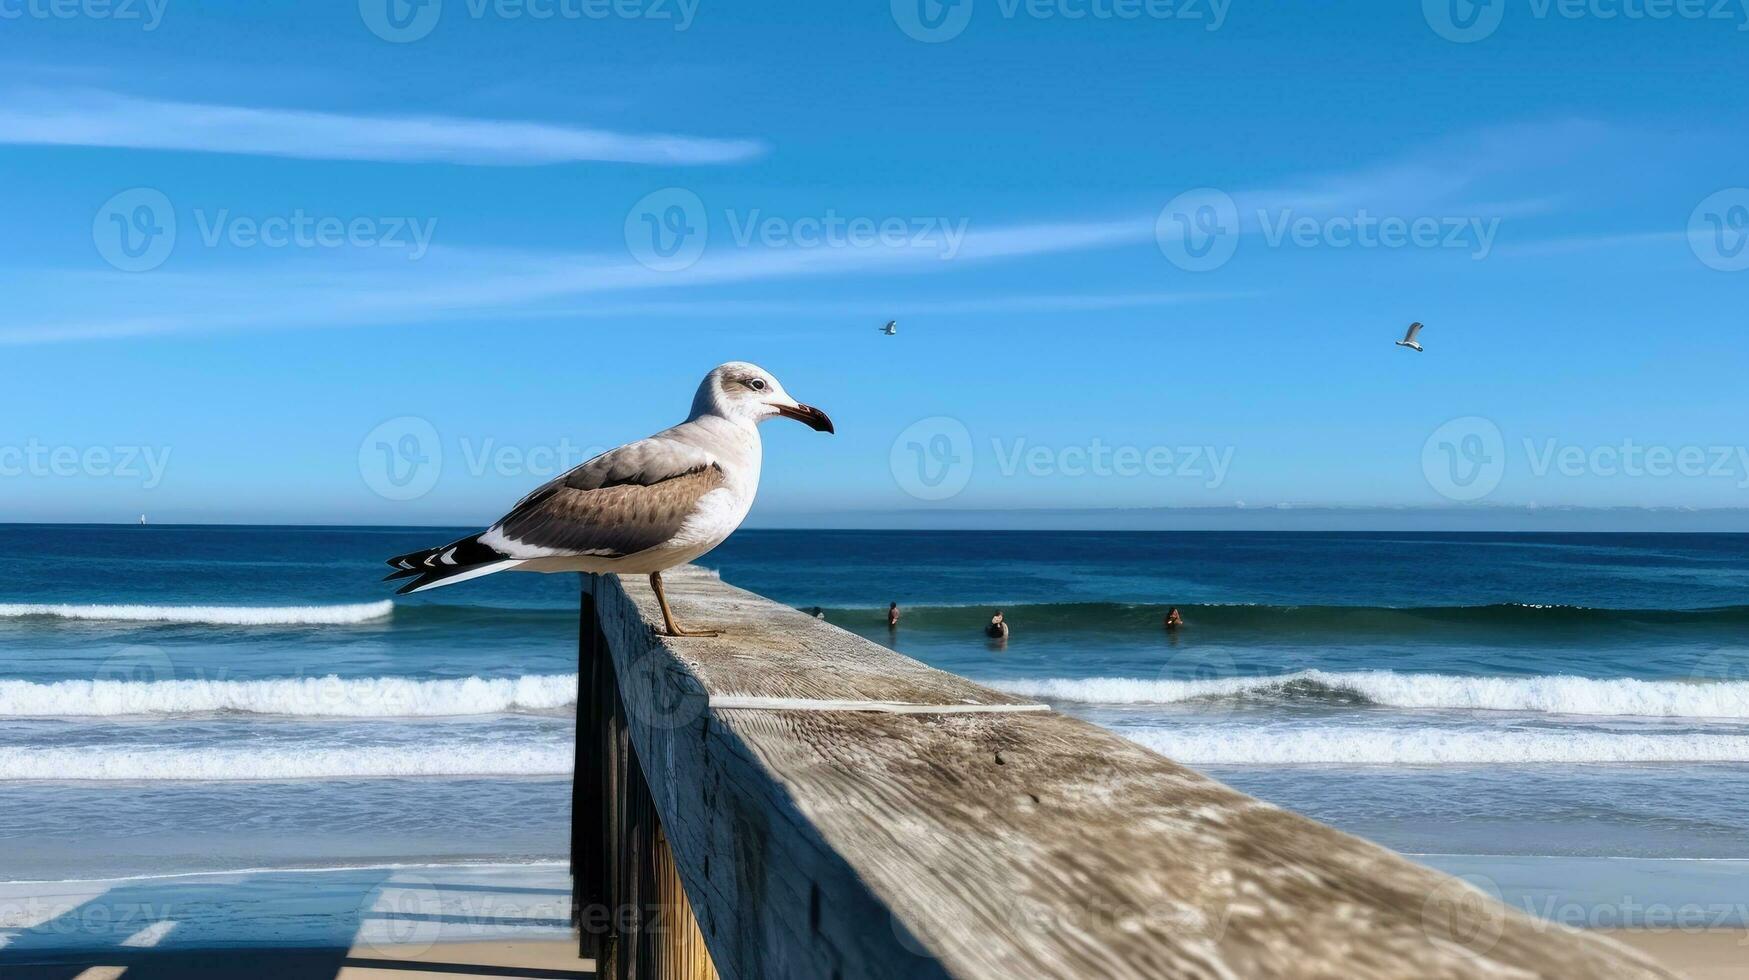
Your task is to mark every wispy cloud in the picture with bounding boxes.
[0,216,1156,344]
[0,89,766,166]
[0,118,1635,345]
[1236,119,1610,219]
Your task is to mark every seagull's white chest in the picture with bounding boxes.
[612,423,760,573]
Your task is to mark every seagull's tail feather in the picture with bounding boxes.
[384,534,524,595]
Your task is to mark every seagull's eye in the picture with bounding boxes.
[746,378,767,392]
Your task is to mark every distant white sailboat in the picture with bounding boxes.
[139,514,148,525]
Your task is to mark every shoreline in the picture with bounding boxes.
[0,940,596,978]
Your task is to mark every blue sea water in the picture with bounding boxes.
[2,525,1748,945]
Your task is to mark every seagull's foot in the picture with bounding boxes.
[662,625,722,639]
[647,572,720,638]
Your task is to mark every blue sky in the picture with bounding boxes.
[1,0,1746,527]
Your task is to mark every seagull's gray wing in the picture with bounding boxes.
[1404,322,1424,342]
[483,437,725,559]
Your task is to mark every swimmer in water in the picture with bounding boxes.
[1165,607,1184,630]
[887,602,900,629]
[986,610,1009,639]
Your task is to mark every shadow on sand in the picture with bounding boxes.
[0,869,594,979]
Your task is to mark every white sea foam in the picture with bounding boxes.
[0,743,573,781]
[0,674,578,718]
[0,600,395,626]
[988,671,1749,719]
[1127,727,1749,766]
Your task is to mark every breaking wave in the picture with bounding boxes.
[0,743,573,781]
[0,601,396,626]
[0,673,577,718]
[1128,726,1749,766]
[988,671,1749,719]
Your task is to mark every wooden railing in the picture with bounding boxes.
[570,567,1673,980]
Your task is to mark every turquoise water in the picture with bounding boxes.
[1,525,1747,937]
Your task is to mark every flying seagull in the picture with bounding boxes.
[879,320,897,336]
[384,362,834,636]
[1396,322,1425,352]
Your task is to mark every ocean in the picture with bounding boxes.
[3,525,1748,948]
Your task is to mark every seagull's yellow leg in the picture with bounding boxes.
[650,571,720,638]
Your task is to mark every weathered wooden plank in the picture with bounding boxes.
[589,567,1673,980]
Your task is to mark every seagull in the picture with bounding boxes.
[879,320,897,336]
[384,362,834,637]
[1396,322,1425,352]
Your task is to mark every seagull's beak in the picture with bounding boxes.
[774,401,835,433]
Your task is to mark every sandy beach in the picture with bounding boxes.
[1608,930,1749,980]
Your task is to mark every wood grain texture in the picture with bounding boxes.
[588,567,1674,980]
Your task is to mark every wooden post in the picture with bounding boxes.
[573,574,603,963]
[574,571,720,980]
